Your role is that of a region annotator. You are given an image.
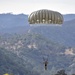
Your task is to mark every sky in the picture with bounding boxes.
[0,0,75,15]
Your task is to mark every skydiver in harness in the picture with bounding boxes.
[43,57,48,70]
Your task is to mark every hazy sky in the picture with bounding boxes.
[0,0,75,14]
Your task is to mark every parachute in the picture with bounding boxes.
[28,9,63,25]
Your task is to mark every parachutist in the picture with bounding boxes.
[44,61,48,70]
[43,57,48,70]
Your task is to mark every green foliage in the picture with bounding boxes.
[0,48,40,75]
[0,33,75,75]
[55,69,67,75]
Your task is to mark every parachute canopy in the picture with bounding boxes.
[28,9,63,25]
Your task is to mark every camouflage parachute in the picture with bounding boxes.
[28,9,63,25]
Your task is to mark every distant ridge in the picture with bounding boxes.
[0,13,75,47]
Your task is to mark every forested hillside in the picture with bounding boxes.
[0,13,75,75]
[0,33,75,75]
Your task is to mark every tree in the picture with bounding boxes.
[55,69,67,75]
